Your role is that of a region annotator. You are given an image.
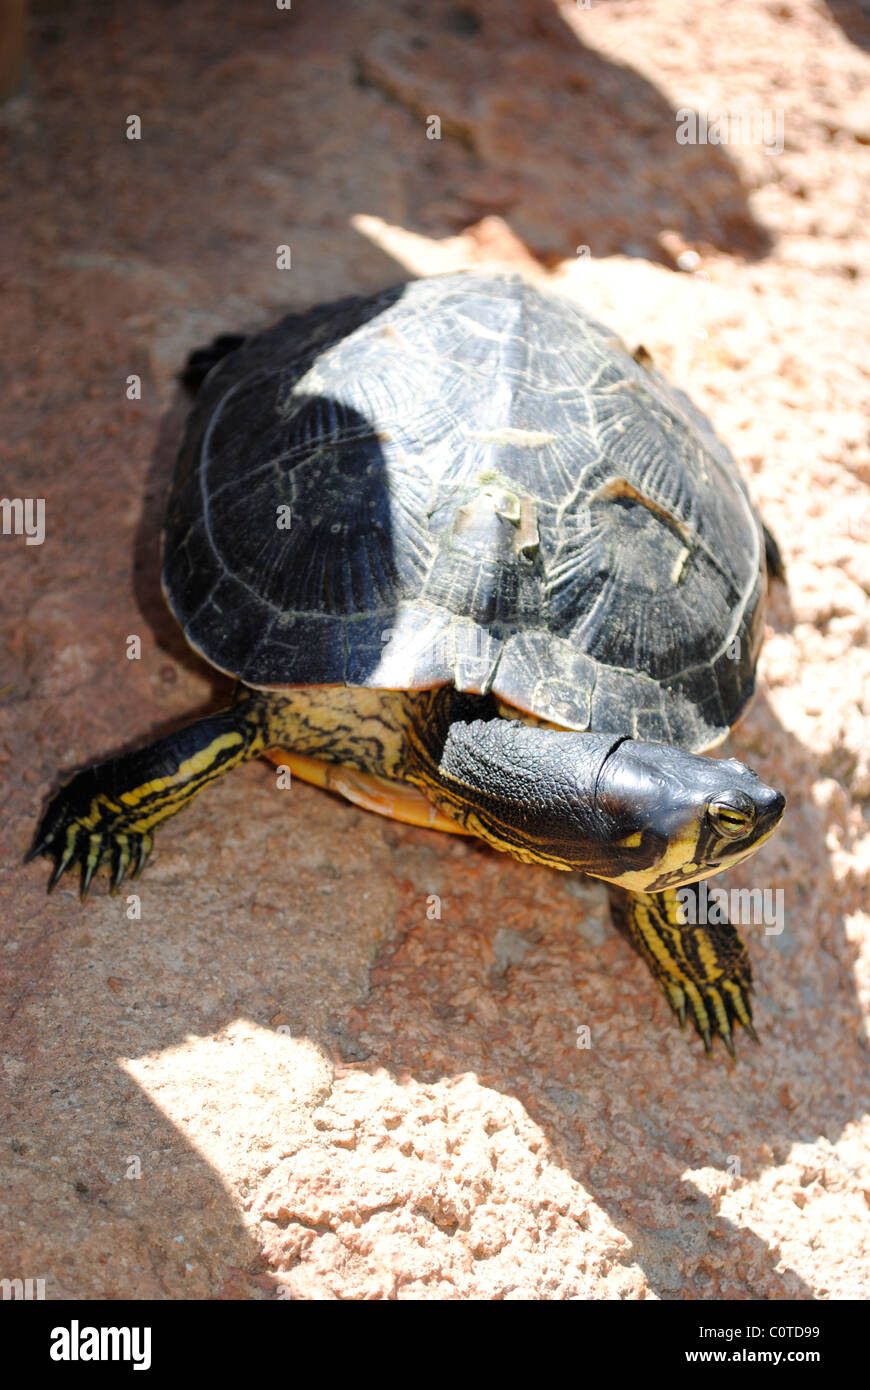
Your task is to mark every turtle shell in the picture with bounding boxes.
[163,272,765,752]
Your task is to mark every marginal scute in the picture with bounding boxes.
[163,272,765,753]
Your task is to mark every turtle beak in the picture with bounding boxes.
[755,784,786,833]
[720,759,785,831]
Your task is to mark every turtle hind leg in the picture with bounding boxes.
[27,689,272,901]
[607,883,757,1057]
[763,522,786,583]
[180,334,247,392]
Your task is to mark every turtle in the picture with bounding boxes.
[28,271,785,1055]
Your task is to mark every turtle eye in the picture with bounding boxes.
[707,793,755,838]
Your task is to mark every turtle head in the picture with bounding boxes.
[592,740,785,890]
[407,695,784,887]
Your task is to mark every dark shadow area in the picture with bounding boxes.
[157,291,412,691]
[4,1045,275,1299]
[354,1,773,264]
[10,0,774,307]
[824,0,870,49]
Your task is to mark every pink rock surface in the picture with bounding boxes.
[0,0,868,1299]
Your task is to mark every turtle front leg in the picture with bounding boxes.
[27,689,272,900]
[607,883,757,1056]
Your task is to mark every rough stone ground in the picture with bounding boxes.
[0,0,868,1300]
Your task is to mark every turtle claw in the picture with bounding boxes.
[79,864,97,902]
[47,849,75,893]
[27,704,252,901]
[28,769,156,899]
[662,974,751,1058]
[131,835,153,880]
[36,824,153,900]
[24,836,51,864]
[109,837,132,896]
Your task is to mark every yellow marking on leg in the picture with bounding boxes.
[722,979,752,1029]
[683,978,712,1041]
[619,888,752,1048]
[265,687,408,778]
[633,900,688,984]
[666,981,687,1025]
[706,985,731,1040]
[695,927,724,983]
[624,894,713,1042]
[120,732,246,807]
[80,805,116,830]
